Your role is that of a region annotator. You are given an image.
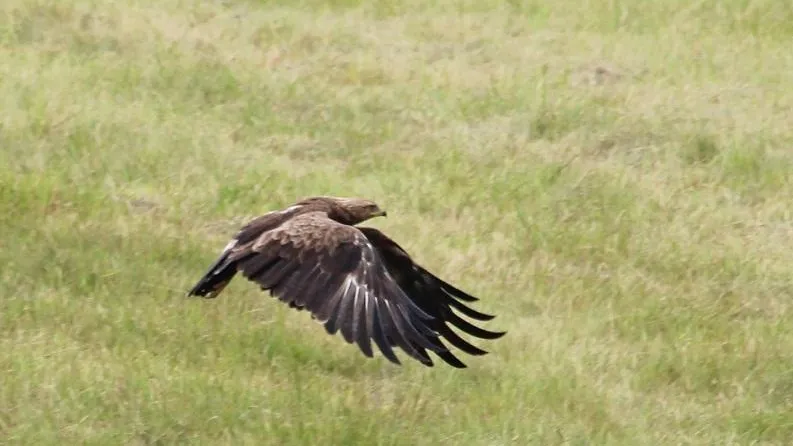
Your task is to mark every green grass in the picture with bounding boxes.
[2,0,793,444]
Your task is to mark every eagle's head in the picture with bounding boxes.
[299,196,387,225]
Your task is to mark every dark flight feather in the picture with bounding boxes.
[187,196,505,368]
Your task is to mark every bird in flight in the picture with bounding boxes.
[187,196,505,368]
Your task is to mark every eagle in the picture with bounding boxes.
[187,196,505,368]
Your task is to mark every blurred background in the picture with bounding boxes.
[2,0,792,444]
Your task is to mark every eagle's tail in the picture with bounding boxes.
[187,241,239,299]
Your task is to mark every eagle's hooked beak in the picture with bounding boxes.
[375,209,387,218]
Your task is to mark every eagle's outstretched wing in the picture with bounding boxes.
[227,211,451,366]
[357,227,506,368]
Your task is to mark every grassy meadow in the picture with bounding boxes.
[2,0,793,444]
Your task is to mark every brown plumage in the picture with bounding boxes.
[187,196,505,368]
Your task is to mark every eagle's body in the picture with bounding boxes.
[187,196,505,368]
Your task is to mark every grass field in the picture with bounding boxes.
[2,0,793,444]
